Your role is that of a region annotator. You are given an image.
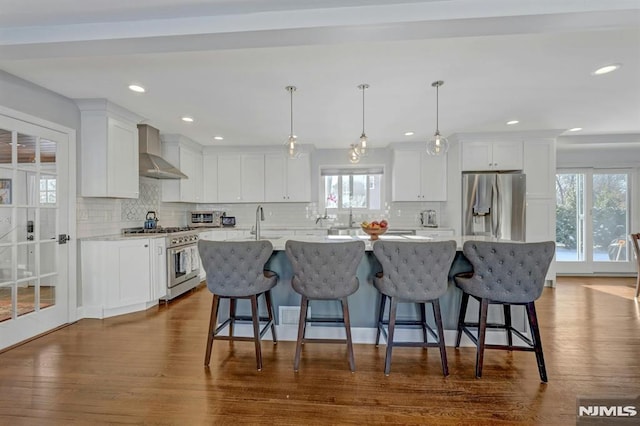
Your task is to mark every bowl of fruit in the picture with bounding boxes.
[360,220,389,240]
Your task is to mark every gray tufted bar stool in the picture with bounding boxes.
[285,240,365,372]
[372,240,456,376]
[198,240,278,371]
[454,240,555,382]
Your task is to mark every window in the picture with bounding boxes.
[39,177,56,204]
[322,167,383,211]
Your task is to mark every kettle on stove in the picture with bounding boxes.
[420,210,438,228]
[144,211,159,229]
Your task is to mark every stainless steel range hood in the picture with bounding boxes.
[138,124,188,179]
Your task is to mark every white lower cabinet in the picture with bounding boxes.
[81,237,165,318]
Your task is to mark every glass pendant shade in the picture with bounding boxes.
[426,131,449,156]
[348,144,361,164]
[426,80,449,156]
[285,134,300,159]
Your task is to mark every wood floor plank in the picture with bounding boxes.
[0,277,638,425]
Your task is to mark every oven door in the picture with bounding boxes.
[167,244,200,288]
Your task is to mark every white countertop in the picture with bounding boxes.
[228,235,504,251]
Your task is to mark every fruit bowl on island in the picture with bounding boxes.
[361,220,388,241]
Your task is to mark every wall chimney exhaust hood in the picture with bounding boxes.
[138,124,188,179]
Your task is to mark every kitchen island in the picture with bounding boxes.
[214,235,528,345]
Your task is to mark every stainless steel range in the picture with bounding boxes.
[123,227,201,301]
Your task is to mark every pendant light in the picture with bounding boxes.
[426,80,450,156]
[358,83,369,157]
[284,85,300,159]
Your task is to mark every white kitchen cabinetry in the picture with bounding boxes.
[77,99,143,198]
[522,138,557,285]
[150,238,167,300]
[81,237,163,319]
[162,137,203,203]
[524,140,555,198]
[202,153,218,202]
[264,153,311,202]
[461,140,523,171]
[392,149,447,201]
[217,153,265,202]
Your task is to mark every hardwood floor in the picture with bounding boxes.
[0,277,638,425]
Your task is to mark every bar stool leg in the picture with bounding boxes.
[342,298,356,372]
[419,302,428,346]
[294,296,309,372]
[229,298,237,339]
[384,297,398,376]
[503,304,513,348]
[375,294,387,347]
[205,294,220,366]
[250,295,263,371]
[526,301,548,383]
[455,292,469,348]
[265,290,278,344]
[432,299,449,376]
[475,298,489,378]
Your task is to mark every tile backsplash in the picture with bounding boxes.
[77,177,448,238]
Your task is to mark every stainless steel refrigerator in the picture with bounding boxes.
[462,172,526,241]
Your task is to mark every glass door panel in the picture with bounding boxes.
[592,173,629,262]
[17,133,37,169]
[556,173,586,262]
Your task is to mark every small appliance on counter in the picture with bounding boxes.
[190,210,224,228]
[144,211,159,229]
[420,210,438,228]
[221,216,236,227]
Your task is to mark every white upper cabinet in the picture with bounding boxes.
[217,154,243,202]
[392,149,447,201]
[523,139,556,198]
[461,140,523,171]
[264,153,311,202]
[77,99,143,198]
[216,153,265,202]
[241,154,265,202]
[202,153,218,203]
[161,136,203,203]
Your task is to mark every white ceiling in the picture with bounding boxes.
[0,0,639,149]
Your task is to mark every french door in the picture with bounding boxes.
[0,112,72,350]
[555,168,635,274]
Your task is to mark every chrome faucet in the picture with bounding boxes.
[255,205,264,240]
[315,208,329,225]
[349,207,355,227]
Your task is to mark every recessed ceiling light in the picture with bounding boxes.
[404,131,414,136]
[181,116,194,123]
[568,127,583,132]
[128,84,145,93]
[592,64,621,75]
[506,120,519,125]
[213,136,224,140]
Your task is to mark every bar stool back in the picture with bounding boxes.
[198,240,278,371]
[285,240,365,372]
[454,240,555,382]
[373,240,456,376]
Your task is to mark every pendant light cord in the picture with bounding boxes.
[362,85,365,135]
[290,88,294,137]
